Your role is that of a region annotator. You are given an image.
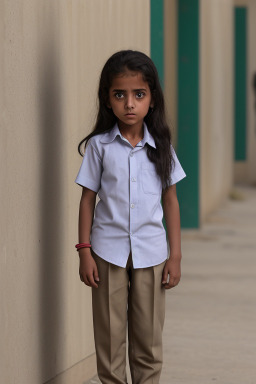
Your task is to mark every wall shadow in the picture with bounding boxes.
[38,13,64,383]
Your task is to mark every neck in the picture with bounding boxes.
[118,123,144,141]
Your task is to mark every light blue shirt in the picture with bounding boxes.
[76,123,186,269]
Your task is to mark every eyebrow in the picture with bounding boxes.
[112,88,147,93]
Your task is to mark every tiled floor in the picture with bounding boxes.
[84,378,101,384]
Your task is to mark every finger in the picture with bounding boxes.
[83,275,91,287]
[164,277,180,289]
[87,274,99,288]
[79,269,88,284]
[93,266,100,282]
[162,268,168,285]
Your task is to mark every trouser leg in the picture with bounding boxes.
[91,252,129,384]
[128,261,166,384]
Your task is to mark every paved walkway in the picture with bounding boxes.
[85,186,256,384]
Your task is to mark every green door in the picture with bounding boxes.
[177,0,200,228]
[234,7,247,161]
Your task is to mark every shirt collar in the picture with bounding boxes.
[140,123,156,148]
[100,123,156,149]
[100,123,121,144]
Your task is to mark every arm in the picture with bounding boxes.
[78,187,99,288]
[162,184,182,289]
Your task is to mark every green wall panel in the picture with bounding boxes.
[177,0,200,228]
[234,7,247,161]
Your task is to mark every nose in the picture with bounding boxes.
[125,94,135,110]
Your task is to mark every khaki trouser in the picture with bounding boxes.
[91,251,166,384]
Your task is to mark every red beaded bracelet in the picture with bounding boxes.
[75,243,92,251]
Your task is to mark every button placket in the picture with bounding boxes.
[129,151,138,241]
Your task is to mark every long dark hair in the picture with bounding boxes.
[78,50,174,189]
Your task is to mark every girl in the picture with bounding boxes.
[75,50,186,384]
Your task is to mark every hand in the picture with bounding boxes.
[162,256,181,289]
[79,249,100,288]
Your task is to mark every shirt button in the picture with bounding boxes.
[131,177,136,182]
[130,203,135,209]
[130,152,134,157]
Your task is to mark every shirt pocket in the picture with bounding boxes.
[141,162,162,195]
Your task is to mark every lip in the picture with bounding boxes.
[125,113,136,116]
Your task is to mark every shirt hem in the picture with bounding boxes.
[91,246,167,269]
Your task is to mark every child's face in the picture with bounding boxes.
[108,71,154,132]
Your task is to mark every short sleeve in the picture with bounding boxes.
[170,146,186,185]
[75,140,102,192]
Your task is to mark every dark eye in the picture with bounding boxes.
[136,92,145,99]
[114,92,124,99]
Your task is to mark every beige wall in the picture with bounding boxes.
[234,0,256,184]
[200,0,234,221]
[164,0,237,222]
[246,0,256,184]
[0,1,150,383]
[164,0,178,144]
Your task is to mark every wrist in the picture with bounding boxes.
[75,242,91,251]
[78,247,92,258]
[168,252,182,261]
